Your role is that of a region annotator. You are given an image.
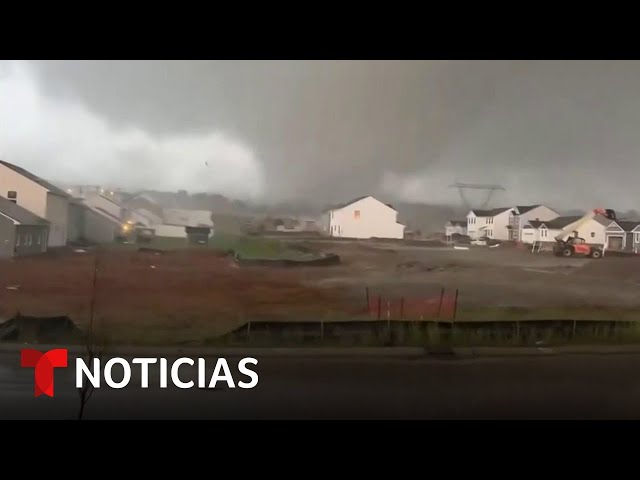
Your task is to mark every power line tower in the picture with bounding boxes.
[449,182,506,210]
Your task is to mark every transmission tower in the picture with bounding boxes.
[449,182,506,210]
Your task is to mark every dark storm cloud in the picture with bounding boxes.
[8,60,640,209]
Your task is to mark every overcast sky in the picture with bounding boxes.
[2,60,640,209]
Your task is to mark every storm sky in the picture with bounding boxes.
[2,60,640,209]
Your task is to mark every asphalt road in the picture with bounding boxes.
[3,351,640,419]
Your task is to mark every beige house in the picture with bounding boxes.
[0,160,70,247]
[321,196,405,239]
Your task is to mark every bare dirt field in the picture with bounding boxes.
[289,239,640,316]
[1,240,640,344]
[0,248,353,344]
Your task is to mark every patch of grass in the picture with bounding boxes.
[108,233,312,260]
[455,306,640,322]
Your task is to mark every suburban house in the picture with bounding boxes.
[466,207,513,240]
[123,207,214,241]
[83,193,126,221]
[0,160,70,247]
[507,205,560,242]
[604,220,640,253]
[445,220,467,238]
[526,214,611,247]
[68,199,122,245]
[321,196,405,239]
[0,196,49,257]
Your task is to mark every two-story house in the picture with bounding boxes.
[466,207,513,240]
[322,195,405,239]
[0,160,70,247]
[507,205,560,242]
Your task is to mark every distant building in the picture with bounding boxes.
[0,196,49,257]
[68,199,121,245]
[321,196,405,239]
[0,160,70,247]
[445,220,467,237]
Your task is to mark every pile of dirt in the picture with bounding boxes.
[0,315,84,343]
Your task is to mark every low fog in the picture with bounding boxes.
[3,60,640,210]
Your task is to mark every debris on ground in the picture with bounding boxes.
[5,285,20,291]
[74,249,87,253]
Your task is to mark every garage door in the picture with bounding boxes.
[607,236,624,250]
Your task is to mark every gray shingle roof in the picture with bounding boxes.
[0,196,49,225]
[515,205,540,215]
[0,160,70,198]
[528,216,582,229]
[609,220,640,232]
[470,207,512,217]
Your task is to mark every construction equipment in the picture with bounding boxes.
[553,208,616,259]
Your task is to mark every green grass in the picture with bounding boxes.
[106,233,311,260]
[454,306,640,322]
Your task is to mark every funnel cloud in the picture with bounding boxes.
[3,60,640,210]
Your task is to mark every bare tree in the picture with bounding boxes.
[77,247,104,420]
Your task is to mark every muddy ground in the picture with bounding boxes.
[289,240,640,311]
[0,241,639,344]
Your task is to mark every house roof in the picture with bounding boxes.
[470,207,512,217]
[325,195,397,212]
[447,220,466,227]
[0,196,49,225]
[529,216,582,229]
[608,220,640,232]
[515,205,541,215]
[0,160,70,198]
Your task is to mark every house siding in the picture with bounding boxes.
[0,164,49,218]
[14,224,48,256]
[0,214,16,257]
[45,193,69,247]
[510,206,559,242]
[327,197,404,239]
[154,224,187,238]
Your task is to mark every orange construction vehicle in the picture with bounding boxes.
[552,208,616,259]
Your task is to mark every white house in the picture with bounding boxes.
[68,199,122,245]
[322,196,405,239]
[124,207,214,239]
[507,205,560,242]
[83,193,126,222]
[445,220,467,237]
[526,214,610,246]
[466,207,513,240]
[163,209,214,228]
[0,160,70,247]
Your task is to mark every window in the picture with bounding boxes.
[354,210,360,220]
[591,232,595,238]
[36,234,40,245]
[26,234,31,246]
[7,191,17,204]
[540,228,547,238]
[636,233,640,244]
[16,234,21,246]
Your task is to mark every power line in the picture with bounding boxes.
[449,182,506,210]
